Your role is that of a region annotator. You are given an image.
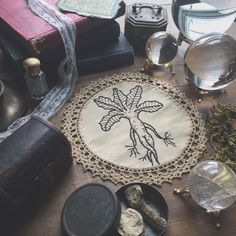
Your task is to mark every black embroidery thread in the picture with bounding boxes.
[94,85,176,165]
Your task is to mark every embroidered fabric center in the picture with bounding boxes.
[62,72,207,185]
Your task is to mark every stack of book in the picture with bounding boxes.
[0,0,134,85]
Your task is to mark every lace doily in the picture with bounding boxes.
[62,72,207,185]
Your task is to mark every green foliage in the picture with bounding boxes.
[207,103,236,172]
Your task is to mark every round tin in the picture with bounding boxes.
[61,183,121,236]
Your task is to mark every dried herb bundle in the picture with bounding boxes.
[207,103,236,172]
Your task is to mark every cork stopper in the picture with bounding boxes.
[23,57,41,76]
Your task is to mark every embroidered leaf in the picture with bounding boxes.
[94,96,121,111]
[126,85,143,110]
[135,101,163,113]
[99,111,124,131]
[113,88,127,111]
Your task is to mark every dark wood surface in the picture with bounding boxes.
[0,1,236,236]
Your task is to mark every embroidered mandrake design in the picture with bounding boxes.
[94,85,176,165]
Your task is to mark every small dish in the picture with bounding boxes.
[116,183,169,236]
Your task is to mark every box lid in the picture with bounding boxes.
[61,183,121,236]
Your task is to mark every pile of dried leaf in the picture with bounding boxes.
[207,103,236,173]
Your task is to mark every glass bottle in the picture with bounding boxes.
[23,57,49,100]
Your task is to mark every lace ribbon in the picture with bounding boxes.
[0,0,78,142]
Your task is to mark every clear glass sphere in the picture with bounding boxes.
[172,0,236,41]
[184,32,236,91]
[145,32,178,65]
[188,160,236,211]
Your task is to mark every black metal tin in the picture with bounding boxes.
[61,183,121,236]
[125,3,168,54]
[116,183,169,236]
[0,116,72,212]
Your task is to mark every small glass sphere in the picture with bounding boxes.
[188,160,236,211]
[145,32,178,65]
[184,32,236,91]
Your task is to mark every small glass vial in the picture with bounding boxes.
[23,57,49,100]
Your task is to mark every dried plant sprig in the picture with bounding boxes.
[207,103,236,172]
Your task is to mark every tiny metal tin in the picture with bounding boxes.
[125,3,168,54]
[61,183,121,236]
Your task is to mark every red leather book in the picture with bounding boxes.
[0,0,125,54]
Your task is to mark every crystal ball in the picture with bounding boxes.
[188,160,236,211]
[145,32,178,65]
[172,0,236,41]
[184,32,236,91]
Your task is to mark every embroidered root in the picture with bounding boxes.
[94,85,176,165]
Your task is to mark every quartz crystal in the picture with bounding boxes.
[188,160,236,211]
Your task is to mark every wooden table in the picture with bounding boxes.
[0,1,236,236]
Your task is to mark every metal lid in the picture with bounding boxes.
[126,3,168,28]
[23,58,41,76]
[61,183,121,236]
